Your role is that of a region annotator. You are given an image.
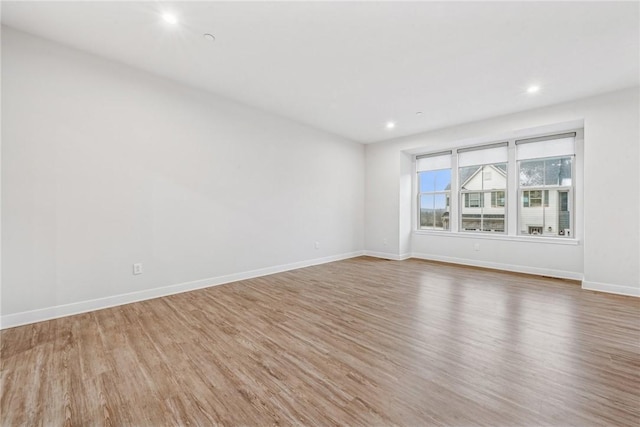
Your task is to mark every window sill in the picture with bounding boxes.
[412,230,580,245]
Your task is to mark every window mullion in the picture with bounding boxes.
[450,151,459,232]
[504,141,516,235]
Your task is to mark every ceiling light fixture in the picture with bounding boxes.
[416,112,423,116]
[203,33,216,42]
[386,121,396,130]
[527,85,540,94]
[162,12,178,25]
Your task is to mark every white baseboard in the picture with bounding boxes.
[582,280,640,297]
[410,252,584,281]
[5,250,634,329]
[364,251,411,261]
[0,250,365,330]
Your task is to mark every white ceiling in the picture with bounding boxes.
[2,1,638,143]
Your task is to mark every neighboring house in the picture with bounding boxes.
[421,163,570,235]
[458,163,570,235]
[520,188,570,236]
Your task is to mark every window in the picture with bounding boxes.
[415,130,579,240]
[465,192,484,208]
[522,190,548,207]
[417,152,451,230]
[491,191,505,208]
[458,143,508,233]
[517,133,575,237]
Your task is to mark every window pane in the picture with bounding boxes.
[434,169,451,191]
[483,214,505,232]
[544,158,561,186]
[520,189,572,236]
[460,190,504,233]
[419,194,435,228]
[529,190,542,207]
[434,194,449,230]
[461,214,481,231]
[558,191,571,236]
[459,166,479,190]
[520,191,544,234]
[520,160,544,186]
[482,163,507,190]
[543,157,572,186]
[491,191,505,207]
[419,171,436,192]
[559,157,572,186]
[474,193,482,208]
[461,164,506,191]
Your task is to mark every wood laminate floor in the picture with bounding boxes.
[1,257,639,426]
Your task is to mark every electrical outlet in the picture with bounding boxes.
[314,241,320,250]
[383,238,388,246]
[133,263,143,275]
[473,243,480,251]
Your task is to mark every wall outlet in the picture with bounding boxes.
[383,238,388,246]
[314,241,320,249]
[473,243,480,251]
[133,263,143,275]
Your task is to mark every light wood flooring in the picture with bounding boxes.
[1,257,639,426]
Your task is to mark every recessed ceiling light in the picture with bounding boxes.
[416,112,423,116]
[203,33,216,42]
[527,85,540,94]
[162,13,178,25]
[386,121,396,129]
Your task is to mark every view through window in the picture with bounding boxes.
[415,132,577,238]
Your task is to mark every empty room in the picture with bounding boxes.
[1,1,639,426]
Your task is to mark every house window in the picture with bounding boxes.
[465,192,483,208]
[458,143,508,233]
[417,151,451,231]
[517,133,575,237]
[491,191,505,207]
[522,190,548,207]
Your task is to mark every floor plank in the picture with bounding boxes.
[2,257,639,426]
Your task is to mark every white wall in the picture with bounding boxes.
[1,27,365,326]
[365,87,639,296]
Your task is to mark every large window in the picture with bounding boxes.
[417,152,451,230]
[415,131,579,239]
[517,134,575,237]
[458,143,508,233]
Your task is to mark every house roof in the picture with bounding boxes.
[460,164,507,189]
